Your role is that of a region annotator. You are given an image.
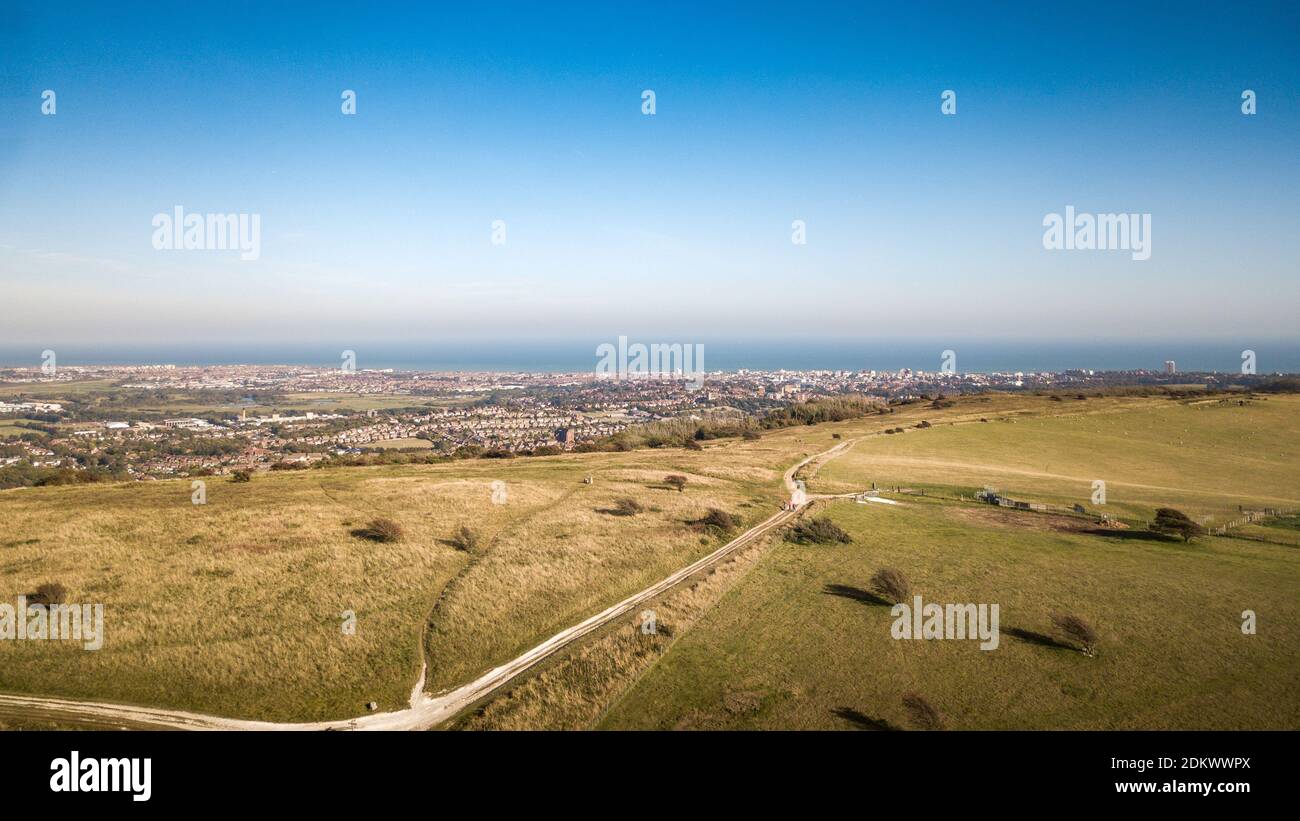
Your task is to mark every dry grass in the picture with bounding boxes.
[455,517,776,730]
[0,411,901,721]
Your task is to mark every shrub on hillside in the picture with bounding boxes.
[449,524,480,552]
[760,396,881,429]
[901,692,944,730]
[690,508,738,534]
[870,567,911,605]
[31,582,68,606]
[613,497,644,516]
[785,516,852,545]
[353,518,404,543]
[1051,612,1099,657]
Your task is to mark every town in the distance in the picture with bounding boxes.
[1,360,1290,486]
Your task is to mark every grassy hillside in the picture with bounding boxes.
[0,409,903,721]
[3,392,1295,728]
[597,396,1300,730]
[815,393,1300,524]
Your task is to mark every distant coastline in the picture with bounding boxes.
[2,340,1298,375]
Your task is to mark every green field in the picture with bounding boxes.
[593,395,1300,730]
[0,379,122,398]
[2,393,1297,728]
[0,379,478,416]
[814,393,1300,526]
[0,420,40,438]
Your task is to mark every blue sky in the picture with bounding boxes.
[0,1,1297,349]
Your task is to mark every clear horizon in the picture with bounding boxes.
[3,337,1298,375]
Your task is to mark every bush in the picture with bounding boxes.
[354,518,404,543]
[785,516,852,545]
[901,692,944,730]
[691,508,738,534]
[613,497,644,516]
[449,524,480,552]
[870,567,911,604]
[31,582,68,606]
[1149,507,1206,542]
[1051,612,1099,656]
[664,475,688,492]
[230,470,252,483]
[760,396,881,429]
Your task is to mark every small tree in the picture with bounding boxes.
[870,567,911,605]
[664,475,688,493]
[901,692,944,730]
[1149,508,1205,543]
[449,524,480,552]
[1051,612,1099,657]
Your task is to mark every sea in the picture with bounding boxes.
[1,340,1297,375]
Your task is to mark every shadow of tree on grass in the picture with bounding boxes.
[823,583,893,607]
[832,707,901,731]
